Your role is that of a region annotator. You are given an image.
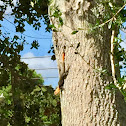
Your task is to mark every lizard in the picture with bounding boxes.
[54,52,70,95]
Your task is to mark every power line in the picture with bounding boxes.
[32,77,58,79]
[21,56,52,59]
[4,17,15,26]
[43,77,58,79]
[2,18,52,40]
[34,68,57,70]
[2,25,52,40]
[20,33,52,40]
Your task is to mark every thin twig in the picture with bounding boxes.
[120,27,126,33]
[62,4,126,31]
[98,3,126,28]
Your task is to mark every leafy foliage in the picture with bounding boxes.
[0,35,61,125]
[0,76,61,126]
[0,0,61,125]
[48,45,56,61]
[30,40,40,49]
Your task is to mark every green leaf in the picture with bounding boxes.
[48,50,51,53]
[52,99,57,107]
[105,83,117,90]
[42,115,48,121]
[71,30,78,34]
[7,100,11,105]
[30,40,40,49]
[49,24,55,29]
[105,86,112,90]
[52,28,58,32]
[124,97,126,102]
[34,86,41,92]
[25,116,31,123]
[59,17,63,26]
[44,121,51,124]
[14,35,19,40]
[42,87,47,92]
[51,55,56,61]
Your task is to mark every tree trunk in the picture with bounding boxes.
[49,0,126,125]
[11,72,25,126]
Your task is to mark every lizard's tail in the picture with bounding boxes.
[54,52,65,95]
[54,86,60,95]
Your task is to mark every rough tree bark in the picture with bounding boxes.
[49,0,126,125]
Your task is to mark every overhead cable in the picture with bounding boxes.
[21,56,52,59]
[3,18,52,39]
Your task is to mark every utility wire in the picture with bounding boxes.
[34,68,57,70]
[4,17,15,26]
[1,18,57,79]
[3,18,52,40]
[21,56,52,59]
[32,77,58,79]
[2,25,52,39]
[42,77,58,79]
[31,68,58,79]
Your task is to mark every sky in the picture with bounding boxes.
[119,29,126,76]
[0,1,59,88]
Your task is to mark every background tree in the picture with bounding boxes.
[0,0,61,126]
[0,68,61,126]
[0,35,61,125]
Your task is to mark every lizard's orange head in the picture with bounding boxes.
[62,52,65,62]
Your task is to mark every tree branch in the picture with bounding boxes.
[110,30,118,87]
[98,3,126,28]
